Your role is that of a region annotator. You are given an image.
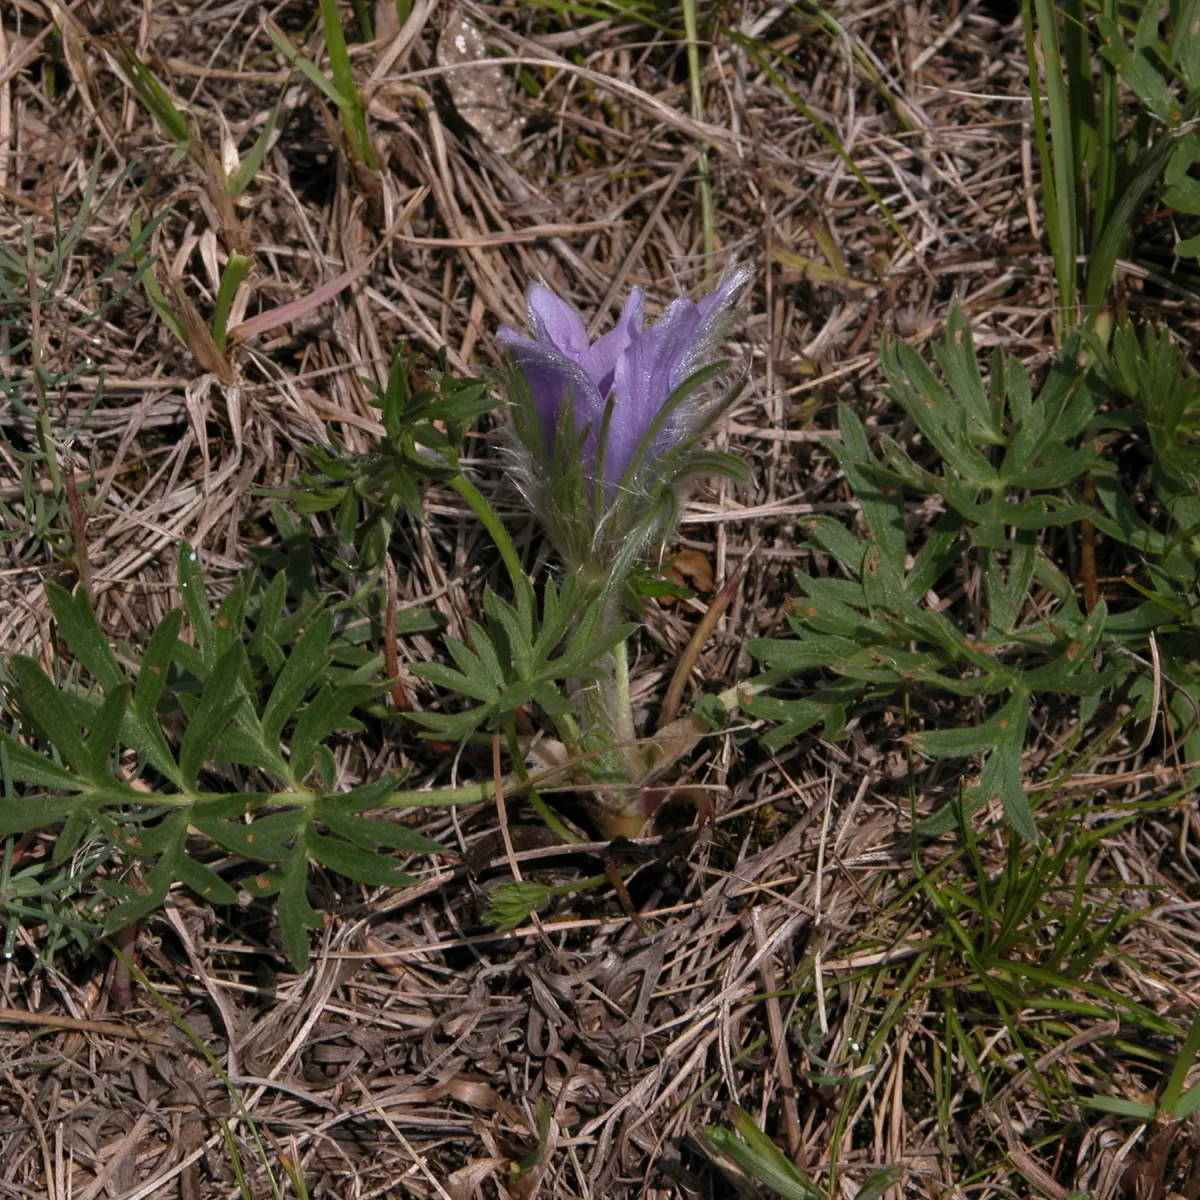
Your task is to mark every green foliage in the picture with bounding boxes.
[1083,1009,1200,1119]
[212,252,253,351]
[0,825,107,967]
[280,344,497,571]
[110,39,192,159]
[703,1107,903,1200]
[0,546,444,972]
[409,574,637,741]
[921,809,1151,1028]
[318,0,377,170]
[747,309,1200,843]
[748,309,1121,839]
[109,36,283,194]
[703,1108,821,1199]
[1087,321,1200,773]
[809,804,1184,1194]
[1025,0,1200,320]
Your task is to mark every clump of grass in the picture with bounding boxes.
[1024,0,1200,325]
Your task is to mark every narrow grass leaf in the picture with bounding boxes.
[211,252,252,351]
[1082,1094,1158,1117]
[226,261,369,346]
[130,214,186,344]
[318,0,377,168]
[111,44,192,149]
[1086,123,1183,314]
[1160,1009,1200,1116]
[855,1165,905,1200]
[1175,1081,1200,1119]
[265,20,348,110]
[704,1108,821,1200]
[228,89,286,196]
[1028,0,1077,322]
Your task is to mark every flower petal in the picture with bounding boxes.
[504,340,605,461]
[605,300,704,487]
[528,285,590,362]
[696,265,752,323]
[497,324,535,349]
[670,266,751,392]
[581,287,644,397]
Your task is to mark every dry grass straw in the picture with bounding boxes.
[1,0,1199,1196]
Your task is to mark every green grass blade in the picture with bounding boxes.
[1086,114,1197,313]
[211,252,253,352]
[130,214,186,345]
[1025,0,1078,326]
[1160,1008,1200,1116]
[704,1109,821,1200]
[1062,0,1096,203]
[113,43,192,152]
[681,0,714,270]
[228,88,287,198]
[318,0,378,169]
[1094,0,1118,247]
[265,20,351,111]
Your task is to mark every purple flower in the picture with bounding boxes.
[498,268,750,492]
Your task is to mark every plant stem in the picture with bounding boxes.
[450,473,524,593]
[682,0,715,271]
[612,636,637,751]
[548,868,631,899]
[382,780,499,807]
[505,718,581,844]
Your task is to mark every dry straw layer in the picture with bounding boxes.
[1,0,1199,1197]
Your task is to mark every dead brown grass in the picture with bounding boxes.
[2,0,1199,1197]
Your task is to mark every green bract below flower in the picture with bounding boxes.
[498,268,752,587]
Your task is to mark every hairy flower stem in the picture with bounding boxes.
[611,636,637,757]
[450,473,523,592]
[504,718,581,844]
